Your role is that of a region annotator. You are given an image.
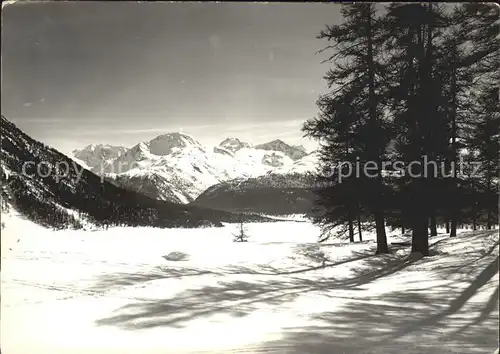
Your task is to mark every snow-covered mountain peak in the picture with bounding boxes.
[74,143,125,153]
[72,144,127,171]
[255,139,289,151]
[148,132,201,156]
[130,142,151,158]
[254,139,307,161]
[293,144,307,153]
[219,137,250,153]
[74,143,120,153]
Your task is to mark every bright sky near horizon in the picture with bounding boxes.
[2,1,342,154]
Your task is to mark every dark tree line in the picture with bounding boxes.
[303,3,499,255]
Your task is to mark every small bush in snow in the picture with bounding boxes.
[233,221,249,242]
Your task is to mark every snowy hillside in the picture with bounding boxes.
[2,211,498,354]
[193,172,319,215]
[75,133,318,203]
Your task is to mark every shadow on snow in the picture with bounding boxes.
[92,232,498,353]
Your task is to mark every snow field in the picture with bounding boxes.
[1,211,498,354]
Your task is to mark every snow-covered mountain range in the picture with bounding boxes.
[72,133,318,203]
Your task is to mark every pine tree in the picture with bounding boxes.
[454,3,499,231]
[303,3,390,252]
[466,87,500,229]
[383,3,449,255]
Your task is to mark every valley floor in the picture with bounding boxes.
[1,212,499,354]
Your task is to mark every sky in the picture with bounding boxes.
[2,1,342,154]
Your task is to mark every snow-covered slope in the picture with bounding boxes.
[288,150,320,174]
[2,214,498,354]
[76,133,318,203]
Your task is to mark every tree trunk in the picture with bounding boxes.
[429,213,438,236]
[450,212,457,236]
[450,65,458,238]
[411,174,429,255]
[446,220,450,233]
[486,171,492,230]
[472,204,477,231]
[367,5,389,255]
[348,218,355,243]
[375,211,390,254]
[357,211,363,242]
[424,4,439,242]
[402,224,406,235]
[409,12,430,257]
[411,213,429,256]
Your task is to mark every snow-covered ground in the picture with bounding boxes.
[1,211,498,354]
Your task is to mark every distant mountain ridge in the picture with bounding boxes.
[254,139,308,160]
[72,144,127,171]
[73,133,318,203]
[192,172,322,216]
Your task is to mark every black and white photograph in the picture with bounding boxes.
[1,1,499,353]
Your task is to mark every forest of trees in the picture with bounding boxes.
[303,3,499,255]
